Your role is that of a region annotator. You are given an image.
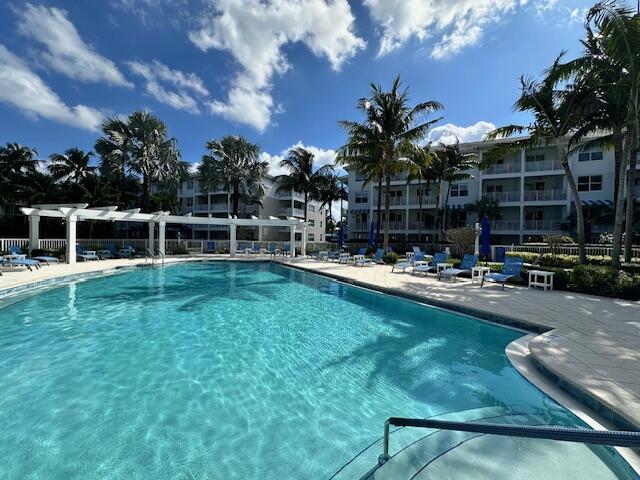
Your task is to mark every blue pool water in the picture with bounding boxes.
[0,262,635,479]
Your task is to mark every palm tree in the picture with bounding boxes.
[340,76,443,252]
[96,111,186,211]
[0,143,39,206]
[317,174,348,225]
[406,145,436,242]
[198,135,268,217]
[469,198,502,222]
[435,141,478,233]
[48,148,96,184]
[487,58,593,263]
[276,146,334,221]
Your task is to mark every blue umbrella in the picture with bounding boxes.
[338,224,345,248]
[368,222,375,246]
[480,215,491,258]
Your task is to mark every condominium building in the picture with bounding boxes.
[174,174,327,243]
[347,137,640,244]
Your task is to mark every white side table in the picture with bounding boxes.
[353,254,366,264]
[528,270,555,291]
[436,263,453,278]
[471,266,491,285]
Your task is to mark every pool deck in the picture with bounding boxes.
[1,255,639,432]
[276,257,640,432]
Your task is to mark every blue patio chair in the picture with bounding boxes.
[481,256,524,290]
[10,245,59,265]
[97,244,119,259]
[0,254,40,272]
[355,248,384,267]
[412,246,423,254]
[253,242,262,254]
[76,245,99,261]
[393,251,426,273]
[267,243,280,257]
[281,243,291,256]
[412,252,449,276]
[206,241,216,253]
[439,254,478,283]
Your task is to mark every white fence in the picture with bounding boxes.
[495,243,640,259]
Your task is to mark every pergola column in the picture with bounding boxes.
[66,214,77,265]
[158,221,166,255]
[28,215,40,254]
[301,225,307,257]
[258,226,263,243]
[230,224,237,257]
[148,221,155,253]
[289,224,296,258]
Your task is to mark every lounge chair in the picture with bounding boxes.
[355,248,384,267]
[281,243,291,256]
[481,256,524,290]
[9,245,59,265]
[412,252,449,276]
[119,244,136,258]
[0,254,41,272]
[96,244,120,259]
[340,247,367,264]
[392,251,426,273]
[267,243,280,257]
[315,250,329,261]
[253,243,262,255]
[76,245,99,261]
[412,246,423,255]
[439,254,478,283]
[327,250,341,262]
[206,241,216,253]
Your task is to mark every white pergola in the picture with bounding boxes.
[21,204,308,264]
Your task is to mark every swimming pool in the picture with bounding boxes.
[0,261,635,479]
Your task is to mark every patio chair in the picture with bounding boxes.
[267,243,280,257]
[481,256,524,290]
[96,244,120,260]
[253,243,262,255]
[0,254,41,272]
[392,251,426,273]
[439,254,478,283]
[76,245,99,261]
[355,248,384,267]
[9,245,59,265]
[327,250,341,262]
[412,252,449,276]
[340,247,367,264]
[120,244,136,258]
[281,243,290,256]
[412,246,423,255]
[315,250,329,261]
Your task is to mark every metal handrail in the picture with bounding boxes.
[145,248,165,267]
[380,417,640,464]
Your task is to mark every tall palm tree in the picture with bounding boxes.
[487,57,593,263]
[340,76,443,252]
[406,144,436,242]
[96,111,186,211]
[0,143,39,206]
[48,148,96,184]
[198,135,268,217]
[276,146,334,221]
[317,174,348,225]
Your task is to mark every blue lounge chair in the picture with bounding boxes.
[393,251,426,273]
[0,255,40,272]
[76,245,99,261]
[9,245,59,265]
[412,252,449,276]
[412,246,423,255]
[206,241,216,253]
[327,250,341,262]
[253,243,262,254]
[355,248,384,267]
[439,254,478,282]
[267,243,280,257]
[96,244,120,259]
[481,256,524,290]
[281,243,290,256]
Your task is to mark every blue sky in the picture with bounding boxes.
[0,0,605,173]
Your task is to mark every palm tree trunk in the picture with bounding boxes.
[376,176,382,245]
[624,149,637,263]
[613,131,623,220]
[558,146,586,264]
[383,175,391,253]
[443,183,452,232]
[142,174,150,211]
[232,184,239,217]
[417,181,423,245]
[304,192,308,222]
[432,182,441,249]
[612,131,634,268]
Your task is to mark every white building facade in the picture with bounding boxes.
[176,174,327,244]
[347,138,640,245]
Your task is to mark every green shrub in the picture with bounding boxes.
[539,254,578,269]
[382,252,399,265]
[569,265,640,300]
[170,245,189,255]
[506,251,540,264]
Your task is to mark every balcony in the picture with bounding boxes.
[194,203,210,212]
[491,220,521,231]
[483,163,521,175]
[407,222,435,231]
[523,189,566,202]
[277,191,305,201]
[387,221,405,230]
[408,195,438,205]
[523,219,563,231]
[210,203,229,213]
[351,222,369,231]
[525,159,563,172]
[373,196,407,207]
[279,207,305,218]
[482,191,520,203]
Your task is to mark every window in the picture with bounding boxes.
[389,190,403,198]
[450,183,468,197]
[486,185,503,193]
[308,204,315,213]
[526,154,545,162]
[525,209,544,221]
[184,197,193,207]
[184,180,194,190]
[535,182,545,191]
[355,193,368,204]
[308,219,315,227]
[578,151,603,162]
[578,175,602,192]
[355,172,366,181]
[385,212,402,222]
[308,233,315,241]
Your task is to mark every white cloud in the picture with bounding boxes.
[0,44,104,131]
[127,60,209,113]
[427,121,496,144]
[15,3,132,88]
[364,0,534,59]
[260,142,337,177]
[189,0,365,132]
[569,7,588,24]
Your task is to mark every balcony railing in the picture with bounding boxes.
[386,221,405,230]
[483,162,521,174]
[408,195,438,205]
[482,191,520,203]
[279,207,305,218]
[277,191,305,201]
[407,222,435,231]
[523,219,562,231]
[523,189,566,202]
[491,220,521,231]
[210,203,229,212]
[351,222,369,231]
[525,159,563,172]
[373,196,407,206]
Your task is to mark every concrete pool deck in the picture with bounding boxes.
[1,254,639,433]
[276,257,640,432]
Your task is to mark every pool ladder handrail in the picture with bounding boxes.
[145,248,165,267]
[380,416,640,465]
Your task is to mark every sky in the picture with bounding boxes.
[0,0,610,176]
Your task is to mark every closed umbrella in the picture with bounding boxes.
[338,224,344,248]
[480,215,491,259]
[368,222,375,247]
